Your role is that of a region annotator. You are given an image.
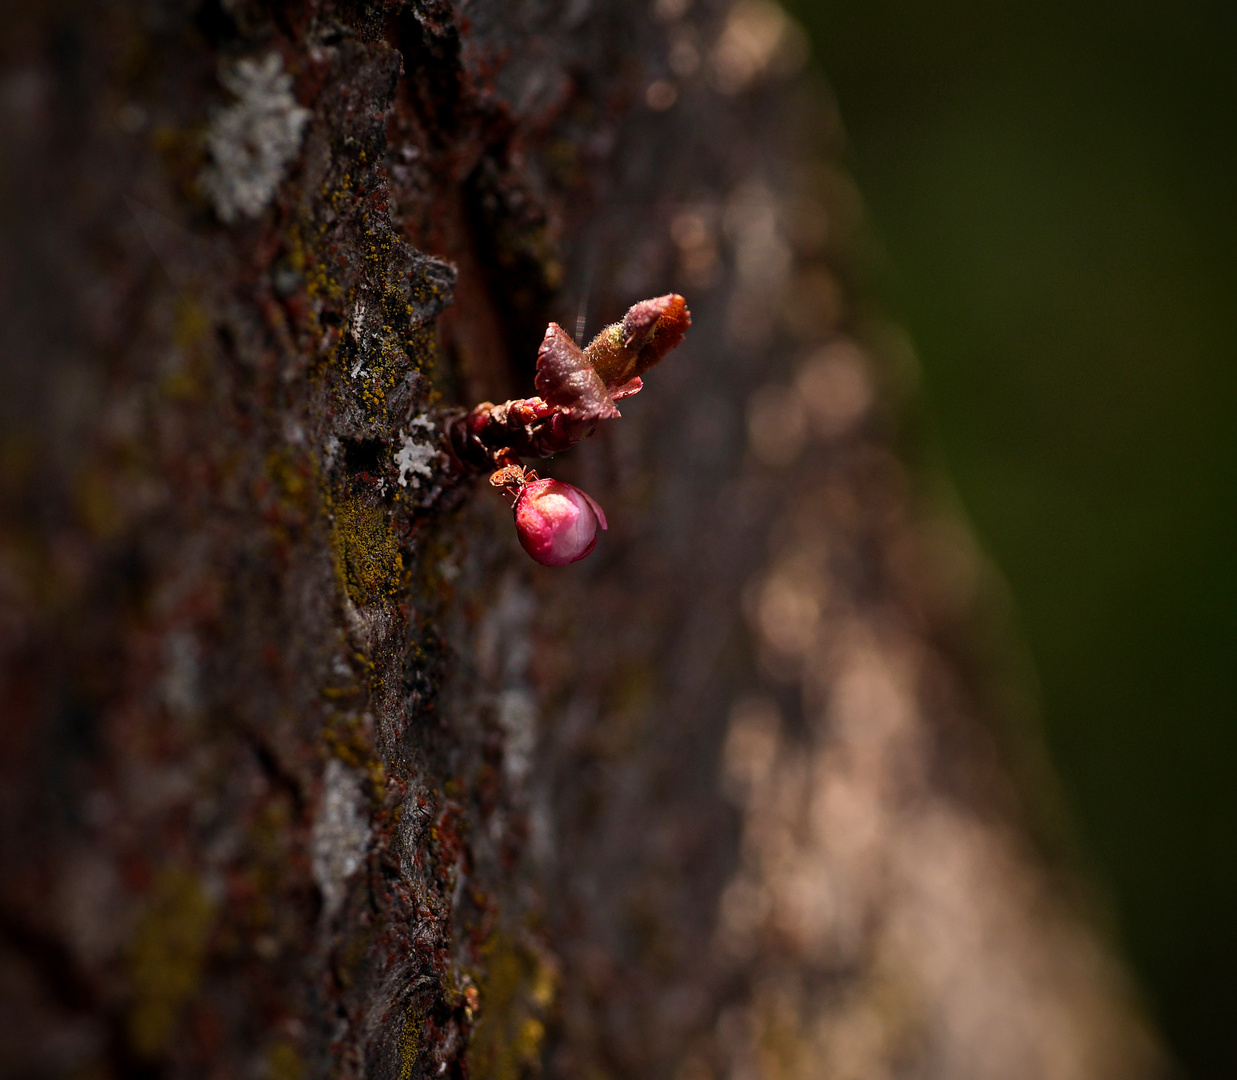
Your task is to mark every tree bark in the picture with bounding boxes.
[0,2,1167,1079]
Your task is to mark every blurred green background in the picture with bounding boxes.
[786,0,1237,1076]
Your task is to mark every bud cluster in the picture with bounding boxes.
[447,295,690,565]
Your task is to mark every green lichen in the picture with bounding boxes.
[266,1040,304,1080]
[332,494,402,606]
[339,243,437,425]
[125,867,216,1059]
[299,206,344,306]
[265,446,311,505]
[262,445,317,547]
[398,1003,424,1080]
[173,296,210,351]
[468,933,558,1080]
[323,711,386,805]
[75,466,125,542]
[333,919,377,992]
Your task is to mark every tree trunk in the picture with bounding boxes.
[0,2,1167,1078]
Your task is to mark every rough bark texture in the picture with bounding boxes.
[0,2,1167,1079]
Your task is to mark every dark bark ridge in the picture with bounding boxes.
[0,1,584,1077]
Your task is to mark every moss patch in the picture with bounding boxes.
[266,1040,304,1080]
[468,933,557,1080]
[398,1002,424,1080]
[126,867,216,1059]
[332,495,402,606]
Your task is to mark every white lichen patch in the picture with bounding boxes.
[394,415,440,489]
[200,53,311,224]
[311,758,370,921]
[497,688,537,787]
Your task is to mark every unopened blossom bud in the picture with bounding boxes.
[513,479,608,566]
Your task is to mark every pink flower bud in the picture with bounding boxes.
[513,479,608,566]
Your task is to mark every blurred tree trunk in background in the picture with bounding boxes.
[0,2,1169,1078]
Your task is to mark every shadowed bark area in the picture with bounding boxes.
[0,2,1167,1079]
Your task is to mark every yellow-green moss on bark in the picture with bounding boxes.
[125,867,216,1059]
[468,934,558,1080]
[332,495,403,606]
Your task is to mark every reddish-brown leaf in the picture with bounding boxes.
[534,323,620,420]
